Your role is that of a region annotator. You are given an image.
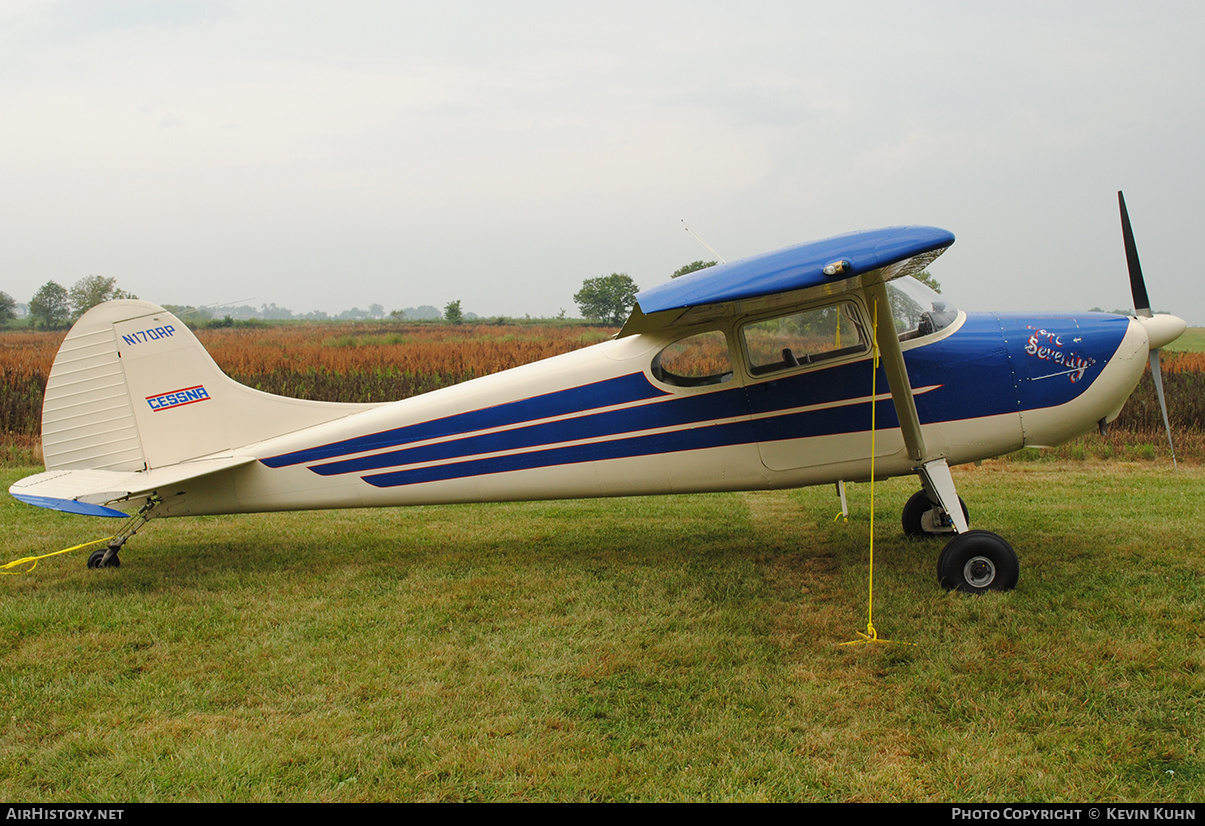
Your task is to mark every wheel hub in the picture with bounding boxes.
[963,555,996,588]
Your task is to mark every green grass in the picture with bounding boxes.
[2,462,1203,802]
[1164,327,1205,352]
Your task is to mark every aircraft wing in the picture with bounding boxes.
[619,223,956,482]
[9,455,256,517]
[620,225,954,336]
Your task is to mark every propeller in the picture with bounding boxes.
[1118,191,1179,468]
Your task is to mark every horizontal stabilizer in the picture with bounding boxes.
[9,494,129,518]
[9,455,256,518]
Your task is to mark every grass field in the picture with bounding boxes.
[1165,326,1205,352]
[3,460,1202,802]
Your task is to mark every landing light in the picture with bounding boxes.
[823,259,852,276]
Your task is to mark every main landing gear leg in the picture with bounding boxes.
[86,496,160,570]
[912,459,1018,593]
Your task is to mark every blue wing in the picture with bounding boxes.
[621,225,954,335]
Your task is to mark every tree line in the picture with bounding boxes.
[572,260,718,325]
[2,260,724,331]
[0,276,138,330]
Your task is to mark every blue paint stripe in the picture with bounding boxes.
[313,348,999,479]
[363,419,759,488]
[310,382,752,476]
[261,371,669,468]
[362,396,903,489]
[315,356,899,477]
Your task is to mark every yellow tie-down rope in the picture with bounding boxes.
[1,536,117,575]
[841,298,910,647]
[2,501,154,575]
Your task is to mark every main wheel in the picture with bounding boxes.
[87,548,121,569]
[937,530,1017,593]
[902,489,969,537]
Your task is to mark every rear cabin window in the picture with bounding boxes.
[651,330,734,387]
[742,301,868,376]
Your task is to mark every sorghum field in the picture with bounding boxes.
[0,321,615,465]
[2,321,1202,465]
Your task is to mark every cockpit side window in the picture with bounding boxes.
[887,275,958,341]
[651,330,733,388]
[741,300,868,376]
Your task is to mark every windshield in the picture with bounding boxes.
[886,276,958,340]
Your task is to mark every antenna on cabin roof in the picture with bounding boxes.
[681,219,726,264]
[202,297,256,311]
[169,298,257,319]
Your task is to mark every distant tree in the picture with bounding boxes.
[1089,307,1140,316]
[163,304,215,324]
[444,299,464,324]
[30,281,72,329]
[389,309,406,320]
[260,302,294,320]
[672,260,717,279]
[402,305,442,320]
[368,303,385,319]
[224,305,260,320]
[574,273,639,325]
[69,275,136,319]
[0,291,15,325]
[914,270,942,294]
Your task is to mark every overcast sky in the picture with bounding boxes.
[2,1,1202,322]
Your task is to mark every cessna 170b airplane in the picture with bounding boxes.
[9,194,1185,592]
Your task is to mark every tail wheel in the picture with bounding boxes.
[937,530,1017,593]
[87,549,121,569]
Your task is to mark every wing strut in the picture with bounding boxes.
[864,279,968,533]
[866,280,926,462]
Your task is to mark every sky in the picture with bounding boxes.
[2,1,1203,322]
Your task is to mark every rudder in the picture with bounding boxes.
[42,301,376,472]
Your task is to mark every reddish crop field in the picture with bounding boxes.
[0,322,615,463]
[1,322,1202,464]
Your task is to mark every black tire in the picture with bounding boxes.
[87,549,121,569]
[937,530,1018,593]
[902,489,969,538]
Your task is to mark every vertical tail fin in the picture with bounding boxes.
[42,300,375,472]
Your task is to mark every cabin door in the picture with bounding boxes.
[740,301,887,472]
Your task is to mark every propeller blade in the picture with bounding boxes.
[1120,191,1178,467]
[1148,350,1177,469]
[1119,191,1152,318]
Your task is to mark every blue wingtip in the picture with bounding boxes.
[11,493,130,518]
